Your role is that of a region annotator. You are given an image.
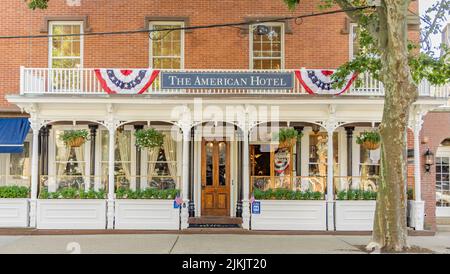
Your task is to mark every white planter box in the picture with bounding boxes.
[251,200,327,231]
[0,199,29,228]
[115,199,180,230]
[335,200,376,231]
[37,200,107,229]
[407,200,415,228]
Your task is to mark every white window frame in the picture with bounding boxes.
[349,23,358,60]
[0,134,32,187]
[149,21,185,69]
[249,22,285,70]
[48,21,84,68]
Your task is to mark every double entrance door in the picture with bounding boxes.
[201,139,230,216]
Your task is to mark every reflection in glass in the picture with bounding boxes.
[218,142,226,186]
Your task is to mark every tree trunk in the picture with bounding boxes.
[368,0,418,252]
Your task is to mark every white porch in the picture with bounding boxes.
[3,93,443,231]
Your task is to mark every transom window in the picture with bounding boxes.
[250,23,284,69]
[49,21,83,68]
[149,22,184,69]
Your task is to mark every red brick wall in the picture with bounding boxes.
[419,112,450,230]
[0,0,419,110]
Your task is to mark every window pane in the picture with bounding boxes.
[50,23,81,68]
[9,142,30,177]
[205,142,213,186]
[218,142,227,186]
[151,23,183,69]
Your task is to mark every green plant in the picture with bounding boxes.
[59,129,89,146]
[335,190,378,200]
[39,187,106,199]
[0,186,30,198]
[26,0,49,10]
[115,187,179,199]
[273,128,303,143]
[356,130,381,145]
[253,188,323,200]
[134,128,164,149]
[407,188,414,200]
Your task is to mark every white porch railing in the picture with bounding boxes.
[20,67,449,98]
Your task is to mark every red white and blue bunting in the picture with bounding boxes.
[295,69,358,95]
[94,69,160,94]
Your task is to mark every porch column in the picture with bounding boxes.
[188,127,195,217]
[89,125,98,186]
[412,114,425,230]
[29,119,41,227]
[294,126,304,176]
[181,125,191,229]
[242,125,250,229]
[235,127,243,217]
[106,123,116,229]
[344,127,354,176]
[326,125,335,231]
[134,125,143,190]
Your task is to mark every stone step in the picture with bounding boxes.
[436,217,450,225]
[189,217,243,225]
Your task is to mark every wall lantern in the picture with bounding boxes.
[255,25,270,35]
[424,148,434,173]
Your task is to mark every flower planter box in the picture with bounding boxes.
[335,200,376,231]
[251,200,327,231]
[0,199,29,227]
[114,199,180,230]
[37,199,107,229]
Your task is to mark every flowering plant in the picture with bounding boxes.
[134,128,164,149]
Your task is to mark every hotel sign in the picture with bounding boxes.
[161,72,293,89]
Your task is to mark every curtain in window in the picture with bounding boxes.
[162,133,177,179]
[116,131,131,183]
[147,147,160,184]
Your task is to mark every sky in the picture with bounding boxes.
[419,0,449,54]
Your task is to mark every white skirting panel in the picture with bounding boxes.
[0,199,29,228]
[37,200,107,229]
[251,200,327,231]
[335,201,376,231]
[407,200,415,228]
[114,200,180,230]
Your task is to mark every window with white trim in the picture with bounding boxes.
[149,22,184,69]
[49,21,83,68]
[349,23,359,60]
[250,23,284,69]
[436,157,450,207]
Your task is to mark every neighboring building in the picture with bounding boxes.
[0,0,448,231]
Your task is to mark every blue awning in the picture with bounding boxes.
[0,118,31,153]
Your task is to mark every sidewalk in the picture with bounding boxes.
[0,232,448,254]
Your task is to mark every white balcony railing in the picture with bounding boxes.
[19,67,449,98]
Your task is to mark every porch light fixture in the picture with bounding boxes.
[424,148,434,173]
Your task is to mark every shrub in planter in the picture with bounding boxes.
[60,130,90,147]
[336,189,377,200]
[26,0,49,9]
[356,130,381,150]
[116,187,179,199]
[253,188,324,200]
[39,187,106,199]
[134,128,164,149]
[0,186,30,198]
[273,128,303,148]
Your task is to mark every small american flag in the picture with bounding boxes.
[175,194,183,206]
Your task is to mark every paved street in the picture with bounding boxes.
[0,232,449,254]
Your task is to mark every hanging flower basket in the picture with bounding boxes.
[274,128,303,149]
[60,130,90,148]
[362,140,380,150]
[134,128,164,149]
[356,130,381,151]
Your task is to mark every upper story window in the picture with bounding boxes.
[49,21,83,68]
[349,23,359,60]
[250,23,284,70]
[149,22,184,69]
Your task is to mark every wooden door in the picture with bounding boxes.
[201,139,230,216]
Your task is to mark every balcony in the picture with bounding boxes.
[20,67,449,98]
